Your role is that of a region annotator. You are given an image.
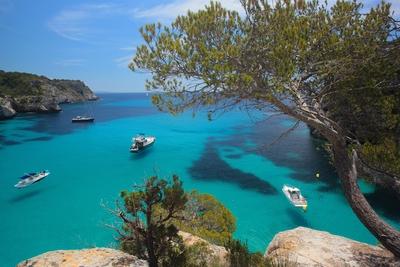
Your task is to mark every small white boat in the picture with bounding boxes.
[130,134,156,153]
[282,184,307,210]
[72,116,94,122]
[15,170,50,188]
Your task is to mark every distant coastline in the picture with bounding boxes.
[94,91,150,94]
[0,70,97,120]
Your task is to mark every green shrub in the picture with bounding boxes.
[171,191,236,246]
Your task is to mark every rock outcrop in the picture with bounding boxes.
[180,231,228,265]
[19,227,400,267]
[265,227,400,267]
[0,97,16,119]
[0,70,97,120]
[17,232,227,267]
[17,248,148,267]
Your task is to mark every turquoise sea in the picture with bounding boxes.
[0,93,399,266]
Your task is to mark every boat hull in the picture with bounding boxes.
[282,185,307,209]
[130,140,155,153]
[15,172,50,188]
[130,137,155,153]
[72,118,94,122]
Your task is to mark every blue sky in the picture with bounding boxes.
[0,0,399,92]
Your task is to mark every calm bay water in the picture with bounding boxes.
[0,93,399,266]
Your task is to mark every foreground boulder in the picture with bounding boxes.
[265,227,400,267]
[17,248,148,267]
[17,232,227,267]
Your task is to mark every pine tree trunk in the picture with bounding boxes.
[265,93,400,256]
[332,139,400,257]
[396,123,400,154]
[146,208,158,267]
[146,234,158,267]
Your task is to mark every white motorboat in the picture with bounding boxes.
[130,134,156,153]
[72,116,94,122]
[15,170,50,188]
[72,99,95,122]
[282,184,307,210]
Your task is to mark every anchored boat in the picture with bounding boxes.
[15,170,50,188]
[130,134,156,153]
[282,184,307,211]
[72,98,95,122]
[72,116,94,122]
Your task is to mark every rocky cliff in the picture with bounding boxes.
[0,70,97,120]
[265,227,400,267]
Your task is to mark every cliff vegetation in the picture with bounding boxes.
[0,70,97,119]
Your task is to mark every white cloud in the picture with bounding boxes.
[114,55,133,68]
[120,46,137,51]
[134,0,243,20]
[47,0,241,42]
[55,59,86,67]
[48,0,399,43]
[50,1,242,42]
[133,0,399,21]
[48,3,123,41]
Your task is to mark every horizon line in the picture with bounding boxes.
[94,91,149,93]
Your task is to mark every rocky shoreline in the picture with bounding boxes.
[0,71,97,120]
[17,227,400,267]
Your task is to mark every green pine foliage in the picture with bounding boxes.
[169,191,236,246]
[184,241,224,267]
[126,0,400,257]
[115,175,238,266]
[227,239,263,267]
[114,175,299,266]
[118,175,188,267]
[131,0,400,184]
[226,239,294,267]
[361,138,400,176]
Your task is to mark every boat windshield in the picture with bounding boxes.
[20,173,36,179]
[289,190,300,200]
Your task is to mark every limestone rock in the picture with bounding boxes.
[180,231,228,265]
[265,227,400,267]
[12,96,62,113]
[17,248,148,267]
[0,70,97,119]
[0,97,16,119]
[44,79,98,103]
[16,232,227,267]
